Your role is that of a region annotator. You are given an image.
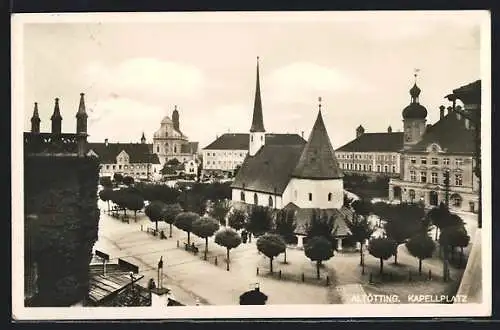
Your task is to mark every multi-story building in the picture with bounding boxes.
[389,80,480,212]
[152,105,199,165]
[336,125,403,178]
[202,133,304,175]
[87,135,162,181]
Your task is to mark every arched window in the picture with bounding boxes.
[240,191,245,202]
[308,193,312,201]
[268,196,273,207]
[156,145,159,153]
[254,193,258,205]
[409,189,416,202]
[174,145,177,153]
[328,193,332,201]
[384,165,388,173]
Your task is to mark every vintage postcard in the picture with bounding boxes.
[11,10,491,320]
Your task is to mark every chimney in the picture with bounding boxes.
[447,106,453,115]
[439,105,445,119]
[387,126,392,133]
[301,131,304,139]
[150,287,172,309]
[105,138,109,147]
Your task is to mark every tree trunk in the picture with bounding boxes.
[134,210,137,221]
[435,226,439,241]
[226,248,230,271]
[418,258,422,275]
[204,237,208,260]
[316,261,320,279]
[169,224,173,238]
[155,220,158,232]
[107,200,110,213]
[394,249,398,265]
[379,258,384,275]
[187,232,190,245]
[270,256,274,274]
[359,243,364,266]
[284,249,287,264]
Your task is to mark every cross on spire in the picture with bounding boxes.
[414,68,420,83]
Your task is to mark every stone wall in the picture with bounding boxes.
[24,156,100,306]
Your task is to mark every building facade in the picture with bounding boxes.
[336,126,403,178]
[389,80,480,212]
[152,105,199,165]
[87,135,162,181]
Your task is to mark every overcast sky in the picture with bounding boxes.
[20,11,484,149]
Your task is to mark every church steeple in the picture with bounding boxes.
[30,102,41,133]
[141,132,146,144]
[250,56,265,133]
[292,98,343,179]
[76,93,88,134]
[50,98,62,134]
[172,105,180,131]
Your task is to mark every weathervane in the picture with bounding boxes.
[414,68,420,83]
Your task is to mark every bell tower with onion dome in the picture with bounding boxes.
[402,70,428,149]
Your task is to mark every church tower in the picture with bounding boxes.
[249,56,266,156]
[141,132,146,144]
[402,72,427,148]
[30,102,41,133]
[287,98,344,209]
[172,105,180,132]
[50,98,62,134]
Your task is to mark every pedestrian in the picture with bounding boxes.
[147,278,156,291]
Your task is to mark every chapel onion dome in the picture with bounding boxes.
[402,83,428,119]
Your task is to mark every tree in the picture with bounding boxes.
[208,199,231,226]
[99,188,114,213]
[178,189,208,216]
[343,194,353,207]
[214,228,242,271]
[175,212,200,245]
[306,209,334,243]
[405,233,436,274]
[351,199,372,218]
[439,225,470,266]
[347,215,374,266]
[111,190,129,216]
[99,176,113,188]
[427,203,464,240]
[247,206,273,237]
[304,236,334,279]
[145,200,166,232]
[123,176,135,186]
[228,209,247,231]
[125,193,144,221]
[273,209,297,263]
[162,203,183,238]
[384,217,423,264]
[192,216,220,260]
[166,158,181,167]
[368,237,397,275]
[256,233,286,274]
[113,173,123,184]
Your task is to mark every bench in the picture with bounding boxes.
[184,242,199,254]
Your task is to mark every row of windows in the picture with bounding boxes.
[338,154,397,161]
[206,160,242,166]
[409,171,463,186]
[240,191,336,205]
[406,189,463,207]
[206,151,245,157]
[410,157,465,166]
[157,144,178,153]
[106,164,150,171]
[340,163,397,173]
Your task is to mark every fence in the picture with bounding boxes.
[255,267,331,287]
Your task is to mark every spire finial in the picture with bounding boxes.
[318,96,322,111]
[174,105,177,111]
[414,68,420,84]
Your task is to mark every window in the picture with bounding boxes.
[410,171,416,182]
[420,171,427,183]
[119,165,122,170]
[268,196,273,207]
[455,174,463,186]
[113,165,116,170]
[368,165,372,171]
[363,164,367,171]
[431,158,439,165]
[261,136,264,141]
[131,165,134,169]
[409,189,416,201]
[377,165,381,172]
[392,166,396,173]
[455,158,464,167]
[328,193,332,201]
[308,193,312,201]
[384,165,388,173]
[294,190,298,200]
[124,165,128,169]
[240,191,245,202]
[251,136,254,142]
[174,146,177,153]
[431,172,438,184]
[106,165,110,170]
[421,157,427,165]
[253,193,258,205]
[443,158,450,166]
[410,157,416,164]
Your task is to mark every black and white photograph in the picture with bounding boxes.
[12,10,491,320]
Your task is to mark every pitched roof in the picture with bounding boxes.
[203,133,305,150]
[453,80,481,95]
[181,142,199,154]
[250,57,265,133]
[405,112,477,154]
[87,142,160,164]
[337,132,404,152]
[292,111,343,179]
[283,205,352,237]
[231,144,305,194]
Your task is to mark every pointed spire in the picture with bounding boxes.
[141,132,146,144]
[51,98,62,134]
[31,102,41,133]
[76,93,88,134]
[250,56,265,132]
[76,93,87,117]
[292,102,343,179]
